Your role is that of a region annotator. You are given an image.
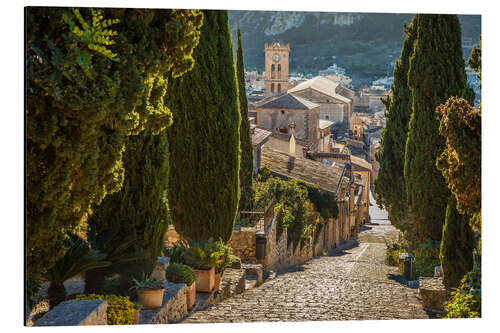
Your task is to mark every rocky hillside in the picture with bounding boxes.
[228,11,481,85]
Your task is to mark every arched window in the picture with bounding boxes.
[278,64,281,72]
[271,83,275,93]
[271,64,275,72]
[277,83,281,93]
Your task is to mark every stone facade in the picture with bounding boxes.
[418,277,448,312]
[264,41,290,96]
[35,300,107,326]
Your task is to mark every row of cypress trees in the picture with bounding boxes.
[26,7,203,297]
[28,8,255,298]
[375,14,479,291]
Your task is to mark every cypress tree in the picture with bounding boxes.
[374,18,416,233]
[26,7,202,297]
[436,97,481,233]
[440,195,474,291]
[404,14,474,241]
[86,130,170,288]
[166,10,241,242]
[236,25,254,213]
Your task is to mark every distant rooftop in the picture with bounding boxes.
[290,76,352,104]
[258,93,320,110]
[261,146,345,196]
[319,119,335,130]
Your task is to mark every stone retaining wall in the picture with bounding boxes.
[227,227,257,261]
[139,282,187,324]
[35,300,107,326]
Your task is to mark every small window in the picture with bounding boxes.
[325,115,329,119]
[271,83,275,93]
[278,127,288,134]
[278,64,282,72]
[277,83,281,93]
[280,110,285,115]
[271,64,275,72]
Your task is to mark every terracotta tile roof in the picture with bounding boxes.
[258,93,319,110]
[261,146,345,196]
[350,155,372,172]
[290,76,352,104]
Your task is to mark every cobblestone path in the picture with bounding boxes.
[182,193,428,323]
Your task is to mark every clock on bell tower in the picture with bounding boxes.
[264,41,290,96]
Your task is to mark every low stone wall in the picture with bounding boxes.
[228,227,257,261]
[418,277,448,312]
[139,282,187,324]
[35,300,107,326]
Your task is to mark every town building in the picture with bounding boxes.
[264,41,290,96]
[289,76,353,127]
[256,92,322,152]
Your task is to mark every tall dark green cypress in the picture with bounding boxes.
[374,18,416,233]
[440,195,474,291]
[236,25,254,212]
[404,14,474,241]
[166,10,241,242]
[86,130,170,287]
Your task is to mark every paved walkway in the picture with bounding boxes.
[182,193,428,323]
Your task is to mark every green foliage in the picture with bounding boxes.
[445,266,481,318]
[410,239,441,279]
[257,166,272,182]
[26,7,203,299]
[166,10,241,242]
[374,19,416,233]
[254,177,310,245]
[236,25,254,213]
[163,240,189,264]
[131,276,164,291]
[385,242,407,267]
[87,130,170,284]
[294,180,338,220]
[468,35,481,85]
[436,98,481,233]
[404,14,475,241]
[440,196,474,291]
[74,294,135,325]
[213,239,233,273]
[182,238,222,270]
[165,263,196,286]
[228,254,242,269]
[43,233,111,307]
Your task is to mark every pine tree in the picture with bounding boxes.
[440,195,474,291]
[166,10,241,242]
[26,7,202,293]
[236,25,254,213]
[374,18,416,233]
[404,14,474,241]
[86,130,170,289]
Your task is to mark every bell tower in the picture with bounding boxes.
[264,41,290,96]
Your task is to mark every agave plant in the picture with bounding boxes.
[43,233,111,308]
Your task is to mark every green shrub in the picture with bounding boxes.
[410,239,441,279]
[445,267,481,318]
[165,263,196,286]
[228,255,242,269]
[74,294,135,325]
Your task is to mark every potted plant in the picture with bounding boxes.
[165,263,197,310]
[133,302,143,324]
[213,240,233,291]
[184,239,218,292]
[131,276,165,309]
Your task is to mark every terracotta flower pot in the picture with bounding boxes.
[186,282,196,310]
[134,309,141,324]
[137,288,165,309]
[194,266,215,292]
[214,272,221,291]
